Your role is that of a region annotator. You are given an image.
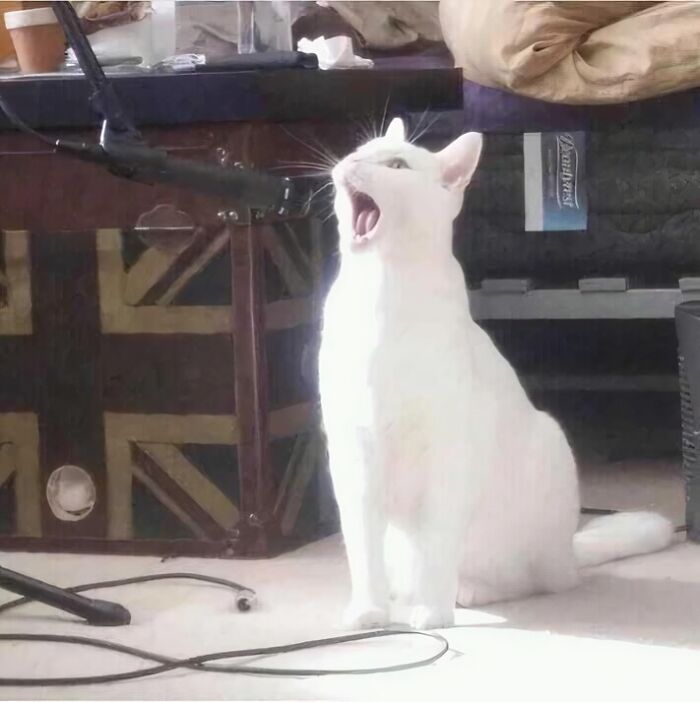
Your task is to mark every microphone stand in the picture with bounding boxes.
[49,1,311,221]
[0,1,311,627]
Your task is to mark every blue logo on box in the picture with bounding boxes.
[524,131,588,232]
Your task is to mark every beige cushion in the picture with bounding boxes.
[440,0,700,104]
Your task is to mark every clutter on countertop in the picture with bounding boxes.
[75,0,150,33]
[152,52,206,73]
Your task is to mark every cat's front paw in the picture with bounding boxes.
[406,605,454,631]
[343,601,390,630]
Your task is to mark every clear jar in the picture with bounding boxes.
[236,1,292,54]
[176,1,294,58]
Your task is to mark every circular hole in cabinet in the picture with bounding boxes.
[134,204,196,253]
[46,465,97,522]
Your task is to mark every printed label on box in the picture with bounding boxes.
[524,131,588,232]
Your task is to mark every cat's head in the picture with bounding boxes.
[332,117,482,257]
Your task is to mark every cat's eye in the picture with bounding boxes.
[386,158,409,169]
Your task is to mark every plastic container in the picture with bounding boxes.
[4,6,65,73]
[176,1,292,59]
[237,1,292,53]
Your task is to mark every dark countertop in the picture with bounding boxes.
[0,64,463,130]
[371,48,700,133]
[460,80,700,133]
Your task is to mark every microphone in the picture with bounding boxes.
[0,565,131,626]
[55,137,313,218]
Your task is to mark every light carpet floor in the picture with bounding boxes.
[1,459,698,701]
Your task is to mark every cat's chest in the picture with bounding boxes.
[322,291,471,394]
[324,268,465,335]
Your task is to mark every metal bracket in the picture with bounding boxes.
[480,278,533,294]
[469,279,700,320]
[578,277,628,293]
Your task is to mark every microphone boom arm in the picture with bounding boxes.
[51,1,141,145]
[47,1,310,220]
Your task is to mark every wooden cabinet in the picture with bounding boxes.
[0,65,461,558]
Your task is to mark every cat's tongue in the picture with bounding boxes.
[355,208,379,238]
[352,192,380,241]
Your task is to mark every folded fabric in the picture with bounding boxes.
[319,1,441,50]
[297,35,373,69]
[440,0,700,104]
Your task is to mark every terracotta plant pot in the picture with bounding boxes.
[0,2,22,63]
[4,6,66,74]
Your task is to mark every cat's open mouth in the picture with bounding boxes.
[350,190,381,243]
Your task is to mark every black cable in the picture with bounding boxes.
[0,630,449,686]
[0,573,256,616]
[0,573,450,686]
[0,91,55,146]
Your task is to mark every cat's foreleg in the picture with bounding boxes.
[405,521,461,630]
[330,446,390,629]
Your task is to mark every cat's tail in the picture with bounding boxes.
[573,511,674,569]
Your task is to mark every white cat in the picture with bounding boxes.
[318,117,674,631]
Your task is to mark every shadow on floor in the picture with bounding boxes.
[467,569,700,649]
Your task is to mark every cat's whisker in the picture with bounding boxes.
[299,132,340,167]
[269,165,328,172]
[408,106,431,144]
[362,113,380,141]
[316,204,336,220]
[409,112,444,145]
[306,133,341,165]
[280,126,339,170]
[310,180,335,198]
[306,178,337,220]
[276,159,332,167]
[379,93,392,138]
[270,163,333,173]
[353,117,375,145]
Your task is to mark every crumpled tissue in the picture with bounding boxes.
[297,35,373,70]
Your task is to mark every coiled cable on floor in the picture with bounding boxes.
[0,630,450,686]
[0,572,450,686]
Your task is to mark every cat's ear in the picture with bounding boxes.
[385,117,406,143]
[437,132,483,191]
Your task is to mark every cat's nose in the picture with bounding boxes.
[334,160,351,177]
[334,160,359,187]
